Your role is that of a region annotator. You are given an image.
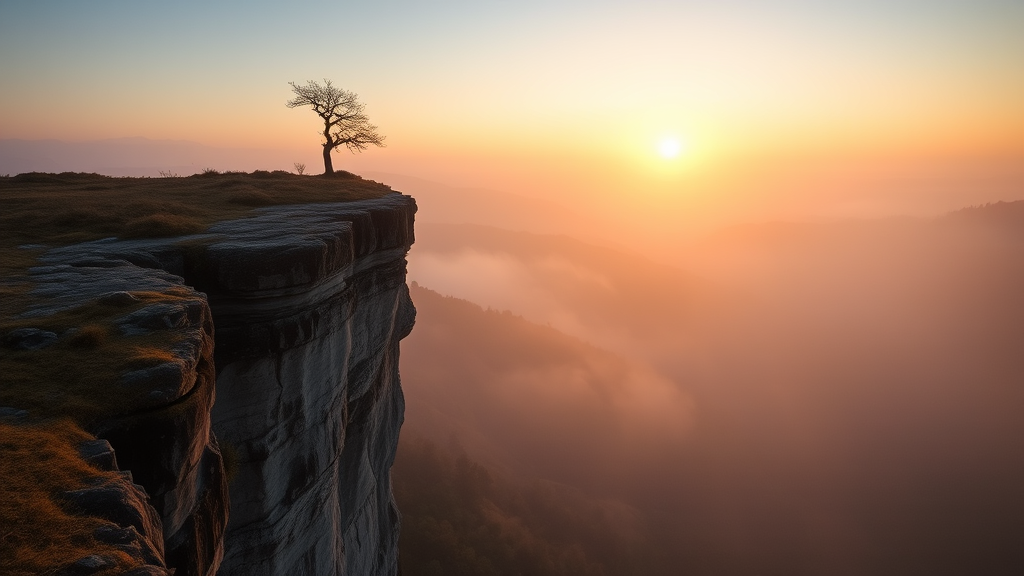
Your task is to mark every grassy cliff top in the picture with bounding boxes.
[0,170,393,253]
[0,170,395,318]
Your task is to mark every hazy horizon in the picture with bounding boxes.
[3,0,1023,249]
[3,137,1022,263]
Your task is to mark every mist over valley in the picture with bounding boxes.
[397,199,1024,575]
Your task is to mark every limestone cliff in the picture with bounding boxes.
[2,193,415,575]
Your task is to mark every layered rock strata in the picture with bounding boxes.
[14,194,416,575]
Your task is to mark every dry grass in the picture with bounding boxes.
[0,291,194,426]
[0,170,390,260]
[66,325,109,349]
[0,420,140,576]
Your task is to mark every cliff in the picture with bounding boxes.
[0,177,416,576]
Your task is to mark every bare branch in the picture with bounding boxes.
[287,79,385,174]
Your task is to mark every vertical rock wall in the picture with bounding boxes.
[194,199,416,575]
[28,194,416,576]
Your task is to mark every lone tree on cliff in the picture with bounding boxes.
[287,79,385,175]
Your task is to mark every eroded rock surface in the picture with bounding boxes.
[61,467,167,570]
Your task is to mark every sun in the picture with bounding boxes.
[658,137,684,159]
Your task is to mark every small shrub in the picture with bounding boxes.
[157,170,179,178]
[200,168,220,176]
[293,162,306,175]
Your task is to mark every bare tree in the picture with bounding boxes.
[287,79,385,175]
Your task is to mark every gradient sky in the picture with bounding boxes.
[2,0,1022,235]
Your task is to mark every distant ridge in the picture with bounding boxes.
[944,199,1024,231]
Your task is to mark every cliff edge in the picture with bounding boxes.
[0,173,416,576]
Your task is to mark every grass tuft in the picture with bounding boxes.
[66,325,107,349]
[47,208,107,228]
[121,213,204,238]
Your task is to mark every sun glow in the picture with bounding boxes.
[659,137,684,159]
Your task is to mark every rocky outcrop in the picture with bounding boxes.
[62,439,169,573]
[12,194,416,575]
[18,259,224,576]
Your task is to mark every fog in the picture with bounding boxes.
[396,194,1024,575]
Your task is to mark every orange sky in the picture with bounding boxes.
[1,1,1021,238]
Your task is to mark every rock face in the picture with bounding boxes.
[23,258,225,576]
[198,200,416,575]
[26,194,416,575]
[62,440,169,572]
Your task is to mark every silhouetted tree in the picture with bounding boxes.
[286,79,385,175]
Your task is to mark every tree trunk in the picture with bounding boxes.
[322,145,334,175]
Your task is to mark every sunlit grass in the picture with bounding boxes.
[0,420,140,576]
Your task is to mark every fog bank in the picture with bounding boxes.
[398,202,1024,575]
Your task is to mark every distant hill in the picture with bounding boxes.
[393,432,659,576]
[943,199,1024,233]
[399,282,692,491]
[396,283,688,575]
